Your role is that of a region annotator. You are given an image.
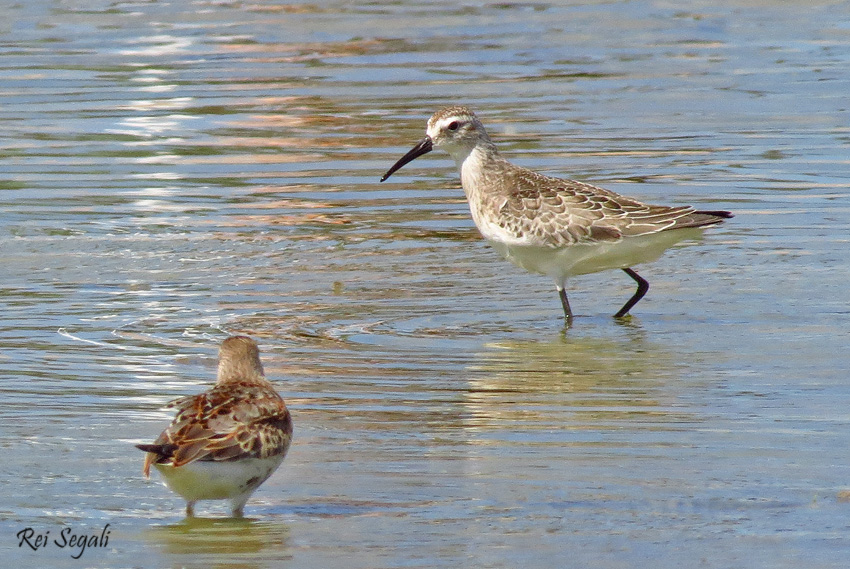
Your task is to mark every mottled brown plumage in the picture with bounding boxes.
[381,106,732,321]
[137,336,292,517]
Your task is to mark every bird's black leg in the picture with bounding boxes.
[614,268,649,318]
[558,287,573,322]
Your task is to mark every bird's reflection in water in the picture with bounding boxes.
[460,330,694,430]
[146,517,291,567]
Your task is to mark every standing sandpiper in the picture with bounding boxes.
[380,106,732,322]
[137,336,293,517]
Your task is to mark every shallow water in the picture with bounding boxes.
[2,1,849,568]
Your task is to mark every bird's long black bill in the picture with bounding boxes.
[380,136,433,182]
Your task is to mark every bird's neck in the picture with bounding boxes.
[460,142,505,198]
[217,359,266,385]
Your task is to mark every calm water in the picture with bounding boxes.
[2,1,849,567]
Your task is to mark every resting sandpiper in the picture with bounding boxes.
[137,336,293,517]
[381,106,732,321]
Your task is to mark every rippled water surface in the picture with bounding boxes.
[2,1,850,568]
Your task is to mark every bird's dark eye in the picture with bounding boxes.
[447,121,459,131]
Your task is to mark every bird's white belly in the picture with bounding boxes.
[154,455,284,501]
[488,228,706,283]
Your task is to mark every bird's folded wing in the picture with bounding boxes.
[141,385,291,473]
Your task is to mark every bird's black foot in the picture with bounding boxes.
[558,288,573,324]
[614,268,649,318]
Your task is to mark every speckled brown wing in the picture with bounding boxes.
[495,168,722,247]
[141,383,292,477]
